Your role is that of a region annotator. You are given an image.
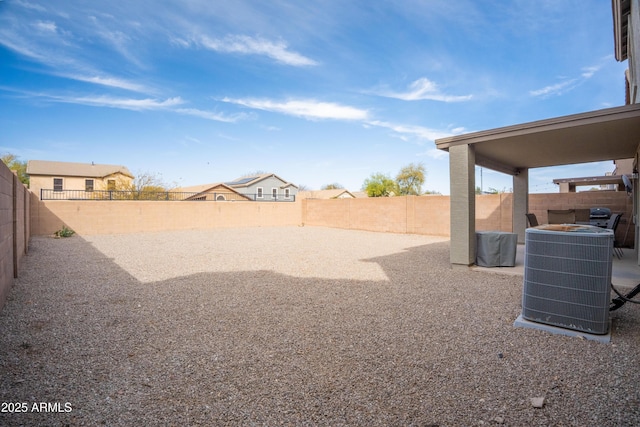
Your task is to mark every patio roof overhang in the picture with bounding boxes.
[435,104,640,175]
[552,175,626,191]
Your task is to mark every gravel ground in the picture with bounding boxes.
[0,226,639,426]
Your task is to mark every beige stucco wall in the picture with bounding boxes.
[0,163,30,311]
[31,200,303,235]
[29,173,133,198]
[529,191,633,247]
[303,194,513,237]
[302,192,631,245]
[27,190,634,249]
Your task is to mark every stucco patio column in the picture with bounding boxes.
[449,144,476,266]
[512,168,529,243]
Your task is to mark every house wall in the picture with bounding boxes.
[238,176,298,201]
[30,200,302,235]
[0,162,30,311]
[30,173,133,198]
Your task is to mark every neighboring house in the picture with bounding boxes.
[27,160,134,199]
[298,189,356,199]
[225,173,298,201]
[176,183,251,201]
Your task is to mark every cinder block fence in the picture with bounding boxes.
[0,162,30,311]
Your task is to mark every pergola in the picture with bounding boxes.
[435,103,640,267]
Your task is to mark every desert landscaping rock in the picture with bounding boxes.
[0,226,639,426]
[530,397,545,409]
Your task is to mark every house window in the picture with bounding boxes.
[107,180,116,191]
[272,188,277,199]
[257,187,263,198]
[284,188,290,199]
[53,178,63,192]
[216,195,226,201]
[85,179,94,192]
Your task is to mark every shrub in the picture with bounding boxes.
[54,225,75,238]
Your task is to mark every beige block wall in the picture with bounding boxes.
[15,174,28,266]
[0,163,30,311]
[304,194,510,237]
[27,190,635,247]
[302,192,633,246]
[529,191,633,246]
[31,200,303,235]
[304,197,395,234]
[0,165,13,310]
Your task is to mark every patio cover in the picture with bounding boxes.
[435,103,640,267]
[552,175,626,192]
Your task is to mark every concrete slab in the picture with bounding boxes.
[514,314,611,344]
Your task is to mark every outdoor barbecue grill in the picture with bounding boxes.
[590,207,611,227]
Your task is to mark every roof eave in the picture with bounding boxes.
[612,0,631,61]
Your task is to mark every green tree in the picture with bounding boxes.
[321,183,344,190]
[362,173,398,197]
[396,162,425,195]
[1,153,29,185]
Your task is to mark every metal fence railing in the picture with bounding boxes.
[39,189,296,202]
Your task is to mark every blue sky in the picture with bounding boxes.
[0,0,629,194]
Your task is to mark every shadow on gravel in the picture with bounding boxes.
[0,235,639,426]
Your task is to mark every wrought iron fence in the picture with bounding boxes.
[39,189,296,202]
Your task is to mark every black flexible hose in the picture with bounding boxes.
[610,283,640,311]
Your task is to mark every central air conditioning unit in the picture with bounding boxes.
[521,224,613,335]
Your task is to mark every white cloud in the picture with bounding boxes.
[222,97,369,121]
[530,61,603,98]
[33,20,57,33]
[48,94,184,110]
[197,34,318,67]
[62,74,150,93]
[15,1,47,12]
[374,77,473,102]
[581,66,599,79]
[50,95,245,122]
[174,107,247,123]
[529,79,578,97]
[88,15,146,69]
[0,35,44,63]
[367,120,462,142]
